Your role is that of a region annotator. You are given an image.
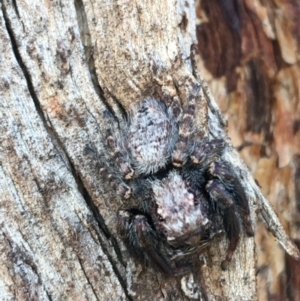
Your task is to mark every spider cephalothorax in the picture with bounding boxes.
[92,88,253,275]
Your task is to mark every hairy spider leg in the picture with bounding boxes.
[84,145,131,199]
[102,110,135,180]
[117,209,174,275]
[162,94,182,122]
[98,166,132,199]
[172,78,201,167]
[190,138,226,165]
[206,178,241,270]
[209,161,254,237]
[220,208,241,270]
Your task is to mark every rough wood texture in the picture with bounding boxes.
[0,0,298,300]
[196,0,300,300]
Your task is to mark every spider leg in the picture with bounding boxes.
[172,81,200,167]
[221,208,240,270]
[84,146,131,199]
[209,161,254,237]
[117,209,174,275]
[206,179,241,270]
[170,53,210,167]
[98,166,131,199]
[102,110,135,180]
[169,95,182,121]
[164,95,182,122]
[190,138,226,166]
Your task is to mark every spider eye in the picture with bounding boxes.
[194,199,199,206]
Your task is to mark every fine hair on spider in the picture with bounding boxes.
[88,73,254,275]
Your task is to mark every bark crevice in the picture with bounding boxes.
[2,3,131,299]
[74,0,126,120]
[11,0,20,19]
[76,255,101,301]
[80,178,131,298]
[2,4,45,126]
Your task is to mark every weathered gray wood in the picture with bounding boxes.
[0,0,298,300]
[0,2,128,300]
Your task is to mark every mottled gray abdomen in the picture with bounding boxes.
[127,99,177,174]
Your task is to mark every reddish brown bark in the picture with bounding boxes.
[196,0,300,300]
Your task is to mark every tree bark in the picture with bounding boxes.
[0,1,298,301]
[196,0,300,300]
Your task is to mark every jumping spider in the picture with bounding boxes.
[93,85,254,275]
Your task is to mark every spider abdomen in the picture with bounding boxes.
[127,99,177,175]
